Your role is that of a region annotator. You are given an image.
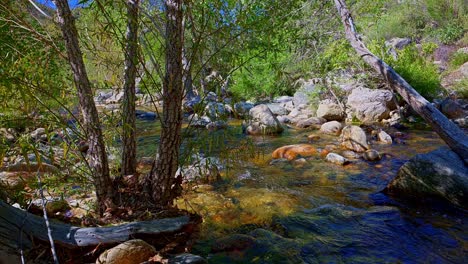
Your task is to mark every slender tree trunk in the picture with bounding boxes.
[53,0,114,213]
[333,0,468,164]
[149,0,184,207]
[121,0,139,176]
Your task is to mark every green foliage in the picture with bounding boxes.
[437,23,465,44]
[449,51,468,68]
[452,78,468,99]
[373,43,441,99]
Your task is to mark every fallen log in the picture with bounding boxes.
[0,200,192,252]
[333,0,468,165]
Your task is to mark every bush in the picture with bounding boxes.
[437,23,465,44]
[449,51,468,69]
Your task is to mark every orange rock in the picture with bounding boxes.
[320,149,329,158]
[272,144,318,161]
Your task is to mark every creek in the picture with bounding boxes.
[135,118,467,263]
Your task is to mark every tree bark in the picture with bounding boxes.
[333,0,468,165]
[52,0,114,213]
[121,0,139,176]
[148,0,184,207]
[0,200,191,250]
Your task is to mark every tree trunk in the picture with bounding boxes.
[148,0,184,207]
[121,0,139,176]
[333,0,468,165]
[52,0,114,213]
[0,200,194,258]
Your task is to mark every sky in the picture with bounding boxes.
[36,0,87,9]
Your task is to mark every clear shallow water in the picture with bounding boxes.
[136,120,468,263]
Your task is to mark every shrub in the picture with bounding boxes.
[449,51,468,69]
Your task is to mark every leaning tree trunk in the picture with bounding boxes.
[121,0,140,176]
[148,0,184,207]
[53,0,114,213]
[333,0,468,165]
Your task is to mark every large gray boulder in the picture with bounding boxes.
[266,103,289,116]
[244,104,283,135]
[293,83,316,106]
[316,99,344,121]
[386,147,468,208]
[347,87,396,123]
[233,101,254,118]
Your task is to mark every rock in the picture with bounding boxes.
[307,134,320,141]
[46,200,71,215]
[326,153,348,165]
[1,162,59,173]
[0,128,15,143]
[206,121,228,131]
[341,150,361,159]
[183,95,202,113]
[176,157,221,183]
[106,91,125,104]
[363,149,381,161]
[94,90,113,103]
[233,101,254,118]
[205,102,228,119]
[245,104,283,135]
[453,117,468,128]
[276,115,290,124]
[96,239,156,264]
[385,37,412,50]
[320,121,343,135]
[266,103,289,116]
[440,98,465,119]
[340,125,369,152]
[377,130,393,144]
[293,158,307,167]
[273,96,293,104]
[188,114,211,128]
[135,110,157,121]
[211,234,256,253]
[30,128,46,141]
[293,84,316,106]
[272,144,317,161]
[205,91,218,102]
[316,99,344,121]
[169,253,207,264]
[296,117,326,129]
[441,62,468,90]
[347,87,396,123]
[386,147,468,208]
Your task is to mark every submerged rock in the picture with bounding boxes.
[385,147,468,208]
[325,153,348,165]
[212,234,256,253]
[272,144,318,161]
[169,253,207,264]
[363,149,381,161]
[96,239,156,264]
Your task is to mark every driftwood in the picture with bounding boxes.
[0,200,191,252]
[333,0,468,165]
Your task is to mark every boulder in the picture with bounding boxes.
[30,128,47,141]
[320,121,343,135]
[340,125,369,152]
[183,95,202,113]
[245,105,283,135]
[347,87,396,123]
[233,102,254,118]
[316,99,344,121]
[439,98,465,119]
[296,117,326,129]
[96,239,156,264]
[176,157,221,183]
[135,110,157,121]
[293,84,316,106]
[276,115,290,124]
[273,96,293,104]
[266,103,289,116]
[325,153,348,165]
[272,144,317,161]
[385,147,468,208]
[205,102,229,119]
[0,128,15,143]
[188,115,211,128]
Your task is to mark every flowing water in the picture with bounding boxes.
[136,119,467,263]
